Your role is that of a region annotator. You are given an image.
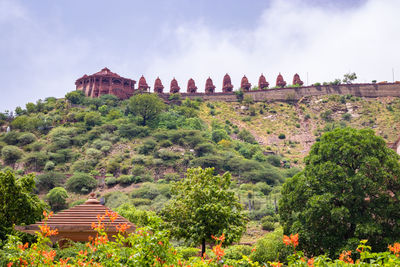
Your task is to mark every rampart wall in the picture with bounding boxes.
[165,83,400,102]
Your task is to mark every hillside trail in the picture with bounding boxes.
[292,99,316,153]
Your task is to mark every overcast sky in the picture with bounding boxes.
[1,0,399,112]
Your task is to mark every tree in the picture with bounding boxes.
[0,171,46,240]
[65,90,85,104]
[46,187,68,212]
[279,128,400,257]
[66,172,97,194]
[128,94,165,126]
[343,72,357,84]
[161,167,246,256]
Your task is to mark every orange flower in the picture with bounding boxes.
[39,225,58,237]
[251,246,256,253]
[105,210,118,222]
[212,244,225,261]
[308,257,314,267]
[339,250,354,264]
[18,242,29,251]
[270,261,282,267]
[389,243,400,257]
[7,262,13,267]
[42,250,56,262]
[115,223,131,233]
[290,233,299,248]
[158,241,163,246]
[283,235,291,246]
[211,233,225,242]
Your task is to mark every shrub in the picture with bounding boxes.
[44,161,55,171]
[130,198,152,206]
[266,155,281,167]
[104,191,130,209]
[118,124,149,139]
[155,149,181,161]
[3,131,21,145]
[211,129,229,143]
[65,173,97,194]
[46,187,68,212]
[164,173,180,182]
[238,129,257,144]
[194,142,214,156]
[320,109,333,122]
[35,172,66,192]
[250,227,291,263]
[137,139,157,155]
[1,145,23,165]
[159,139,172,147]
[176,247,199,260]
[17,133,37,146]
[23,152,49,171]
[105,177,118,187]
[117,175,135,186]
[71,159,95,173]
[278,133,286,139]
[84,112,102,127]
[224,245,252,260]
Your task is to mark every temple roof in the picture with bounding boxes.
[16,194,135,241]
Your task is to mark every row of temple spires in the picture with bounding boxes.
[137,73,304,94]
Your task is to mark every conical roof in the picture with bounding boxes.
[16,193,135,242]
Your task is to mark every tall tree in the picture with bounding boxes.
[0,171,46,241]
[128,93,165,126]
[161,167,246,256]
[279,128,400,256]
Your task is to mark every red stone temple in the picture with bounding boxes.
[222,73,234,92]
[138,75,150,91]
[205,77,216,94]
[187,78,197,93]
[276,73,287,87]
[292,73,304,86]
[75,68,136,100]
[258,74,269,90]
[170,78,180,93]
[240,75,252,91]
[154,77,164,93]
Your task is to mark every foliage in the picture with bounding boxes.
[46,187,68,212]
[238,129,257,144]
[279,127,400,257]
[343,72,357,84]
[35,172,65,192]
[65,173,97,194]
[128,93,165,125]
[161,167,246,255]
[65,90,85,104]
[0,171,46,241]
[1,145,23,165]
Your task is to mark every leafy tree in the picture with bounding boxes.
[343,72,357,84]
[128,94,165,126]
[66,173,97,194]
[84,111,102,127]
[0,171,46,240]
[279,128,400,256]
[65,90,85,104]
[1,145,23,165]
[161,167,246,256]
[238,129,257,144]
[211,129,229,143]
[46,187,68,212]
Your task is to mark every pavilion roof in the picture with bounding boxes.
[15,194,136,241]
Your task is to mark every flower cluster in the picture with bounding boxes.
[283,233,299,249]
[389,243,400,257]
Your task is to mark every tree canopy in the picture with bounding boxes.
[279,127,400,256]
[128,93,165,126]
[161,167,246,255]
[0,171,46,241]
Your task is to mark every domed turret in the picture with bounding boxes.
[205,77,216,94]
[154,77,164,93]
[258,74,269,90]
[187,78,197,93]
[276,73,287,87]
[222,73,233,92]
[170,78,180,93]
[240,75,252,91]
[292,73,304,86]
[138,75,150,91]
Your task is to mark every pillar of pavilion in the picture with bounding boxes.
[170,78,180,93]
[240,75,252,91]
[258,74,269,90]
[138,75,150,92]
[154,77,164,93]
[15,193,136,243]
[276,73,287,87]
[205,77,216,94]
[187,78,197,93]
[222,74,234,92]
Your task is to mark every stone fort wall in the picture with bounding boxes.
[162,83,400,102]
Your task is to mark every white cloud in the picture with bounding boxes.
[145,0,400,92]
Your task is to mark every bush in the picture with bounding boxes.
[44,161,55,171]
[194,142,214,156]
[117,175,135,186]
[71,159,95,173]
[137,139,157,155]
[118,124,149,139]
[84,112,102,127]
[278,133,286,139]
[105,177,118,187]
[23,152,49,171]
[176,247,199,260]
[130,198,152,206]
[238,129,257,144]
[1,145,23,165]
[320,109,333,122]
[17,133,37,146]
[46,187,68,212]
[261,220,277,231]
[250,228,291,263]
[65,173,97,194]
[211,129,229,143]
[224,245,252,260]
[159,139,172,147]
[155,149,181,161]
[35,172,65,192]
[266,155,281,167]
[3,131,21,145]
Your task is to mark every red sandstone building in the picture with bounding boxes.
[76,68,136,100]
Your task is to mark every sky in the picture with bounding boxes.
[1,0,399,112]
